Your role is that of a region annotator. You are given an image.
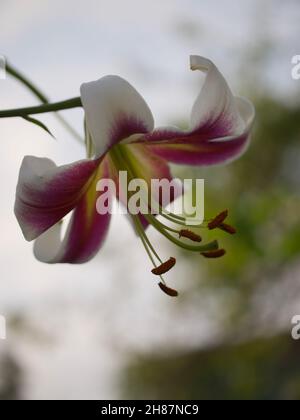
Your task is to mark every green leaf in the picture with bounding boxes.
[22,115,55,138]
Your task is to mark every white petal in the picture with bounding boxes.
[189,55,245,135]
[33,223,63,263]
[80,75,154,157]
[234,96,256,130]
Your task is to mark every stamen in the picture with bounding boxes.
[152,200,206,228]
[160,211,204,228]
[201,249,226,258]
[218,223,236,235]
[131,215,168,287]
[152,257,176,276]
[145,212,219,253]
[179,229,202,242]
[158,282,179,297]
[208,210,228,230]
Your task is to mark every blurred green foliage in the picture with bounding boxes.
[122,334,300,400]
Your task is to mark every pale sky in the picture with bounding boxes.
[0,0,299,400]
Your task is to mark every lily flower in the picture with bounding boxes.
[14,56,255,295]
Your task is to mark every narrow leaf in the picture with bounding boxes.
[22,115,55,138]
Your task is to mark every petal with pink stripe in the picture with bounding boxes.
[137,56,255,166]
[80,75,154,158]
[15,156,99,241]
[33,159,112,263]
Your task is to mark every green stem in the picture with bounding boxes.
[0,97,82,118]
[133,216,166,285]
[5,63,83,142]
[144,212,219,253]
[133,215,162,265]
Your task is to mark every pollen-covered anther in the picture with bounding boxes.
[218,222,236,235]
[201,249,226,258]
[158,282,179,297]
[179,229,202,242]
[151,257,176,276]
[208,210,228,230]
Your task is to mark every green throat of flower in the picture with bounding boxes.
[108,144,236,298]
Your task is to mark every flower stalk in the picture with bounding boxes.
[0,97,82,118]
[5,63,83,142]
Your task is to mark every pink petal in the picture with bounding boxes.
[146,131,252,166]
[134,57,255,166]
[33,159,112,263]
[15,156,100,241]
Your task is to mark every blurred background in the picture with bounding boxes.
[0,0,300,400]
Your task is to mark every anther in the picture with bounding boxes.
[201,249,226,258]
[208,210,228,230]
[151,257,176,276]
[158,282,179,297]
[179,230,202,242]
[218,223,236,235]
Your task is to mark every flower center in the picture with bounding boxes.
[108,144,236,297]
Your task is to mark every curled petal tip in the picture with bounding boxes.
[190,55,211,72]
